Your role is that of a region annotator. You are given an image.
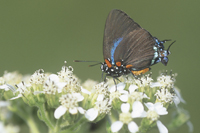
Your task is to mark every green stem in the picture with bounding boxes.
[68,116,87,131]
[36,103,55,131]
[9,104,40,133]
[27,116,40,133]
[139,118,155,133]
[60,117,87,133]
[108,110,118,124]
[54,117,62,132]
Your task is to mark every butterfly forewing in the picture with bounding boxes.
[103,9,156,70]
[103,9,141,60]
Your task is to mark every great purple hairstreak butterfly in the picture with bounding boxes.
[75,9,175,83]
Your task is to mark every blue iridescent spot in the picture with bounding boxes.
[111,37,123,65]
[156,59,161,63]
[162,57,168,62]
[155,38,160,45]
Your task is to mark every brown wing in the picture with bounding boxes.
[103,9,156,70]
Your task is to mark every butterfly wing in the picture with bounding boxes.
[103,9,156,70]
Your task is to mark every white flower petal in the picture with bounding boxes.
[34,91,44,95]
[69,107,78,115]
[81,87,91,95]
[108,99,112,105]
[109,85,116,93]
[174,87,186,104]
[119,94,128,102]
[132,101,146,118]
[154,102,162,111]
[128,121,138,133]
[157,120,168,133]
[26,83,32,88]
[154,102,162,107]
[57,82,67,92]
[6,84,17,92]
[119,90,128,94]
[117,83,126,91]
[10,94,22,100]
[142,93,150,99]
[54,106,67,119]
[74,93,84,102]
[150,82,162,88]
[144,102,155,110]
[0,101,9,107]
[121,103,130,113]
[110,98,114,102]
[97,94,104,101]
[77,95,84,102]
[132,101,143,111]
[109,83,125,93]
[0,122,6,132]
[0,84,11,91]
[156,109,168,115]
[0,85,7,89]
[85,108,98,121]
[173,96,180,107]
[77,107,85,114]
[111,121,123,132]
[141,111,147,117]
[47,74,67,92]
[129,84,138,93]
[186,121,194,133]
[154,103,168,115]
[48,74,59,82]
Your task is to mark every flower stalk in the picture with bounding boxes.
[36,103,55,132]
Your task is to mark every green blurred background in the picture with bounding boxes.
[0,1,199,133]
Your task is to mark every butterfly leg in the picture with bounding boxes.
[115,77,121,82]
[128,69,139,79]
[104,74,107,82]
[101,72,104,82]
[112,77,117,90]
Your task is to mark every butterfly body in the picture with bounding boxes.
[101,58,130,78]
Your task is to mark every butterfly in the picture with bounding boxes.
[75,9,174,84]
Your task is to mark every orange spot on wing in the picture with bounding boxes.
[105,59,112,68]
[126,64,133,69]
[131,68,149,75]
[116,62,121,67]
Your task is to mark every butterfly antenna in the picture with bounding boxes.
[74,60,101,63]
[162,39,171,43]
[167,40,176,54]
[74,60,102,67]
[88,63,102,67]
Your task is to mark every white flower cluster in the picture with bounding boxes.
[30,69,46,84]
[0,65,189,133]
[134,74,153,87]
[54,93,85,119]
[108,83,169,133]
[82,71,184,133]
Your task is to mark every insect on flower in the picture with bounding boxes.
[74,9,175,85]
